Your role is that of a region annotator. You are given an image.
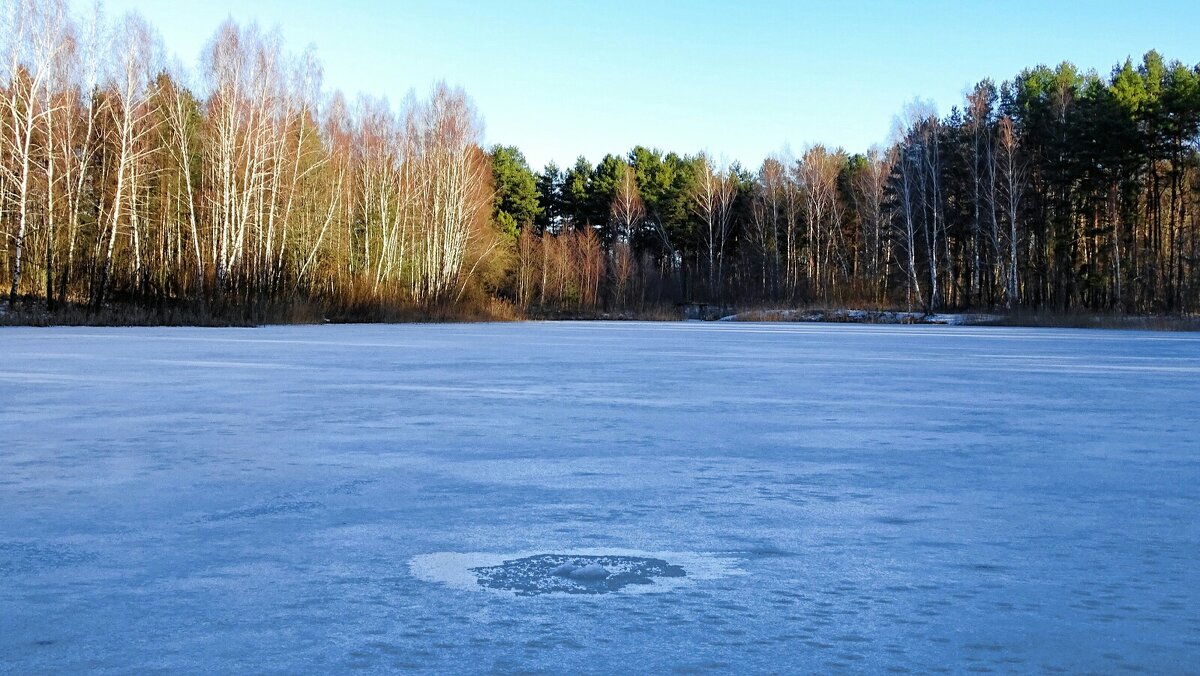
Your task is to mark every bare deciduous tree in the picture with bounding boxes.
[94,12,160,307]
[691,153,737,300]
[996,116,1026,308]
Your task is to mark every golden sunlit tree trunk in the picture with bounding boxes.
[95,12,159,308]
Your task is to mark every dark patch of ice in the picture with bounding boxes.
[326,478,377,495]
[873,515,922,526]
[202,500,322,522]
[0,541,97,574]
[470,554,686,596]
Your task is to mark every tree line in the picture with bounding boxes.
[4,1,1199,321]
[2,1,501,321]
[492,53,1200,315]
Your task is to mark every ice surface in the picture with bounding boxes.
[2,321,1199,672]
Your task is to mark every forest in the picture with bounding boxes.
[4,0,1200,322]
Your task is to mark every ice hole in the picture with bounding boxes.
[470,553,686,596]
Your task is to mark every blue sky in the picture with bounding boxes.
[80,0,1200,170]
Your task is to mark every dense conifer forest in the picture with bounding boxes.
[4,1,1199,322]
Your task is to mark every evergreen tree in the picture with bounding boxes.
[488,145,542,238]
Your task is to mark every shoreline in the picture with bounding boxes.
[4,298,1199,332]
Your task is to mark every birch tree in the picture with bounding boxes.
[996,115,1026,308]
[691,153,736,300]
[609,164,643,304]
[797,145,845,300]
[2,0,73,304]
[53,2,101,305]
[408,83,489,303]
[94,12,159,307]
[748,156,787,298]
[851,147,894,303]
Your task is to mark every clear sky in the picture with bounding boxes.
[74,0,1200,170]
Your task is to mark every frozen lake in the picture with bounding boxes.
[2,321,1198,672]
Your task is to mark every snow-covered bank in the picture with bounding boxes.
[723,307,1002,325]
